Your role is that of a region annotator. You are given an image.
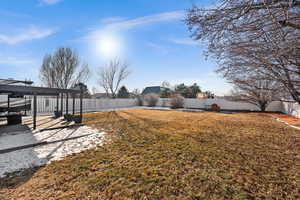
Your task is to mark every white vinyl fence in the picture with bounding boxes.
[155,98,283,112]
[0,95,7,102]
[281,101,300,118]
[0,96,137,115]
[32,98,300,117]
[31,97,138,115]
[1,94,300,117]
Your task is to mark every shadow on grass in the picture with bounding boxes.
[0,166,41,189]
[0,125,81,197]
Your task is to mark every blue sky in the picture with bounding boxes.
[0,0,231,95]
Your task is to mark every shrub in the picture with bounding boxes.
[170,94,185,109]
[144,93,159,107]
[211,103,221,111]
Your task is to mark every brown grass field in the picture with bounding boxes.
[0,109,299,200]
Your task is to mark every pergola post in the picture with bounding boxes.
[7,95,10,114]
[66,93,69,114]
[33,94,37,130]
[56,95,59,113]
[24,96,27,116]
[80,90,83,120]
[72,94,75,115]
[60,93,63,115]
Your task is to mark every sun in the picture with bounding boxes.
[96,34,121,59]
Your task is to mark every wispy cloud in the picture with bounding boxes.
[0,26,55,45]
[101,10,184,32]
[169,38,199,46]
[81,10,185,59]
[84,10,185,41]
[39,0,62,5]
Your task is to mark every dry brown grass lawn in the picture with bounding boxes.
[0,109,299,200]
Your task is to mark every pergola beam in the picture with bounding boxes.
[0,84,80,96]
[0,79,33,85]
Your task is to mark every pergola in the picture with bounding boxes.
[0,79,83,129]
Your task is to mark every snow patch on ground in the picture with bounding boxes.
[275,118,300,130]
[0,126,105,177]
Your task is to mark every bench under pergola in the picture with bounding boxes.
[0,80,83,129]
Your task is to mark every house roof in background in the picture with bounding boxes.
[142,86,167,95]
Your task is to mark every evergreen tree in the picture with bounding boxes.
[189,83,201,98]
[175,83,201,98]
[117,86,130,98]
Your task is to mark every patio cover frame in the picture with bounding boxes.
[0,78,33,115]
[0,84,83,129]
[0,78,33,85]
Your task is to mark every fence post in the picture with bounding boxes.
[80,88,83,119]
[33,95,37,130]
[56,95,59,113]
[7,95,10,114]
[66,93,69,114]
[73,95,75,115]
[24,96,27,116]
[60,94,63,115]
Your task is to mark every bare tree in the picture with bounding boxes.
[186,0,300,103]
[39,47,90,89]
[132,88,141,97]
[98,59,130,98]
[228,77,282,111]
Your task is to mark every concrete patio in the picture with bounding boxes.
[0,115,105,177]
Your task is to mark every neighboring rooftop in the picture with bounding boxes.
[141,86,167,95]
[91,93,111,99]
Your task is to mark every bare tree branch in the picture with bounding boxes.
[186,0,300,103]
[98,59,130,98]
[39,47,90,89]
[228,77,283,111]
